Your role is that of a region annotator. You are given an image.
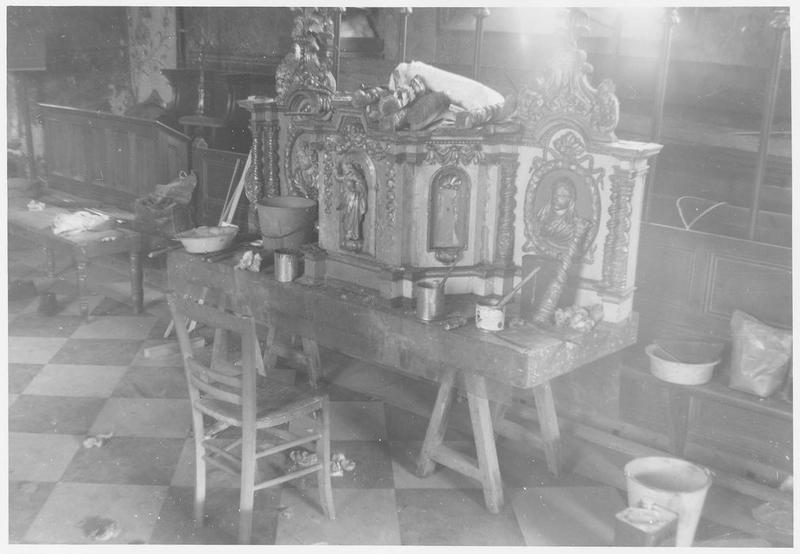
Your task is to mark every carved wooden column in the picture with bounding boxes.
[602,167,641,294]
[494,153,519,266]
[238,97,280,232]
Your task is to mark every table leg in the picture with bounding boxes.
[666,387,691,456]
[417,367,457,478]
[533,381,562,476]
[129,250,144,314]
[464,372,505,514]
[301,337,322,388]
[44,247,56,277]
[76,259,90,320]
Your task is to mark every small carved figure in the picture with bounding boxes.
[528,178,580,259]
[292,145,318,199]
[336,161,367,247]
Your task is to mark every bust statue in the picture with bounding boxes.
[526,177,579,259]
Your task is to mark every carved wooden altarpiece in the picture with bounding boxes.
[240,7,661,322]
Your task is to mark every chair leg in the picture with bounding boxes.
[262,326,278,373]
[317,399,335,520]
[192,413,207,528]
[238,426,257,544]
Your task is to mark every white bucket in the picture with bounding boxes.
[475,299,506,332]
[624,456,712,547]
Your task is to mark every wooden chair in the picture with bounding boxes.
[167,292,335,544]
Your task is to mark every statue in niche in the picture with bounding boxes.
[292,143,319,199]
[335,161,368,250]
[526,177,581,260]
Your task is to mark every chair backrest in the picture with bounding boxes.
[167,291,258,413]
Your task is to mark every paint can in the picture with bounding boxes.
[475,298,506,332]
[415,280,444,322]
[274,248,302,282]
[624,456,712,547]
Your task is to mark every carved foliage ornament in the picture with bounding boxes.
[513,10,619,144]
[523,129,603,264]
[424,142,484,166]
[275,7,337,104]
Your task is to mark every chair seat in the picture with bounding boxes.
[197,376,324,427]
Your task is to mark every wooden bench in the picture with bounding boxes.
[8,203,144,320]
[620,361,792,473]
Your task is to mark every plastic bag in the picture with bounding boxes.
[153,170,196,205]
[728,310,792,398]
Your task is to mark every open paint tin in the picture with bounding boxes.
[475,298,505,332]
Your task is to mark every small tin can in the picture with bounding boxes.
[415,280,444,322]
[274,248,302,282]
[475,299,506,332]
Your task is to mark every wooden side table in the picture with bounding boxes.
[8,205,144,320]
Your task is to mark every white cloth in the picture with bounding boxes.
[51,211,109,236]
[389,61,504,113]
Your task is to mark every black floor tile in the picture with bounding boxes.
[8,481,57,542]
[150,485,282,544]
[9,363,44,394]
[61,436,186,486]
[9,395,107,435]
[395,488,526,546]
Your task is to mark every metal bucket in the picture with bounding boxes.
[274,248,302,282]
[257,196,318,252]
[475,299,506,332]
[415,280,445,322]
[625,456,712,547]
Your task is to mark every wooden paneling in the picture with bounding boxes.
[39,104,190,210]
[634,223,792,342]
[707,256,792,327]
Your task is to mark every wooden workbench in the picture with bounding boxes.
[167,249,638,512]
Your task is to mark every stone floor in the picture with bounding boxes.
[6,235,785,546]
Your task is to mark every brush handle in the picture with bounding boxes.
[436,262,458,291]
[496,266,541,308]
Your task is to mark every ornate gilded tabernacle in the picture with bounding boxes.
[240,7,661,323]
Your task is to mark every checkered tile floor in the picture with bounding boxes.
[6,236,770,545]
